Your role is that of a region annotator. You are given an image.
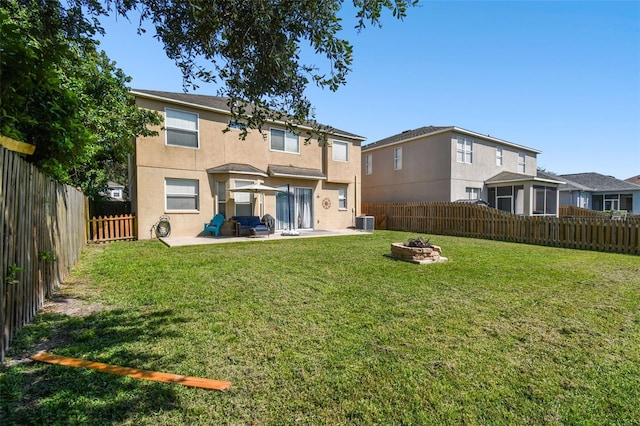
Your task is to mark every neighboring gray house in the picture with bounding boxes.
[105,181,125,201]
[559,172,640,214]
[361,126,563,216]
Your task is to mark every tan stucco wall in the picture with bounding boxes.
[134,97,361,238]
[361,133,452,203]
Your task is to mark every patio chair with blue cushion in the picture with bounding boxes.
[204,213,225,237]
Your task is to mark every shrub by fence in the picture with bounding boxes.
[87,214,137,243]
[362,202,640,255]
[1,146,86,362]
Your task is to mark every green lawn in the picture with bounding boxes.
[2,231,639,425]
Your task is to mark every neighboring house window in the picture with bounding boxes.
[365,154,372,175]
[228,120,245,130]
[234,180,253,216]
[110,189,122,199]
[270,128,299,153]
[488,185,524,214]
[533,185,558,216]
[466,187,481,200]
[217,181,226,217]
[394,147,402,170]
[496,147,503,166]
[332,141,349,162]
[456,137,473,164]
[165,108,199,148]
[165,178,199,210]
[338,187,347,209]
[604,194,622,211]
[518,153,526,173]
[598,193,633,211]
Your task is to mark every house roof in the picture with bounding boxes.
[625,174,640,186]
[268,165,326,180]
[558,172,640,192]
[131,89,365,141]
[206,163,326,180]
[485,170,564,185]
[361,125,541,154]
[207,163,268,177]
[106,181,124,188]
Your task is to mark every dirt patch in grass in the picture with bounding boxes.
[4,271,108,367]
[40,286,105,318]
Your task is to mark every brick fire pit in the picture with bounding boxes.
[385,242,448,264]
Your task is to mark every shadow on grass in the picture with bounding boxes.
[1,308,191,425]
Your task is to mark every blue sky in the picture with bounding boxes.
[97,1,640,180]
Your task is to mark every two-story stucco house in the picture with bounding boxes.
[361,126,563,216]
[130,90,364,238]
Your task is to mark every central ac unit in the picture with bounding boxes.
[355,215,374,232]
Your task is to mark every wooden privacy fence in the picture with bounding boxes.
[362,202,640,255]
[559,205,609,218]
[1,146,86,362]
[87,214,137,243]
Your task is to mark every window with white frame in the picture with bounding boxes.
[234,180,254,216]
[228,120,246,131]
[270,128,299,153]
[394,147,402,170]
[165,178,199,210]
[217,181,226,217]
[332,141,349,162]
[165,108,199,148]
[338,187,347,209]
[456,137,473,164]
[365,154,372,175]
[466,187,481,200]
[496,147,503,166]
[518,153,526,173]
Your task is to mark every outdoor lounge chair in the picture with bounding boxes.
[204,213,225,237]
[232,216,269,237]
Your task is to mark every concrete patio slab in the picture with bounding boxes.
[159,229,369,247]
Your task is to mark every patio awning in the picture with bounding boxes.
[228,183,283,193]
[485,171,564,186]
[207,163,268,177]
[268,164,326,180]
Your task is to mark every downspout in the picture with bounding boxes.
[353,174,357,227]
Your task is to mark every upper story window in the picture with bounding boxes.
[228,120,246,131]
[394,147,402,170]
[165,178,199,211]
[456,137,473,164]
[496,147,503,166]
[270,128,299,154]
[332,141,349,162]
[518,153,526,173]
[165,108,199,148]
[365,154,372,175]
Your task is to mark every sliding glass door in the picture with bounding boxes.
[275,186,314,230]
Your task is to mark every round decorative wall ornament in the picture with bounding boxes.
[322,198,331,209]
